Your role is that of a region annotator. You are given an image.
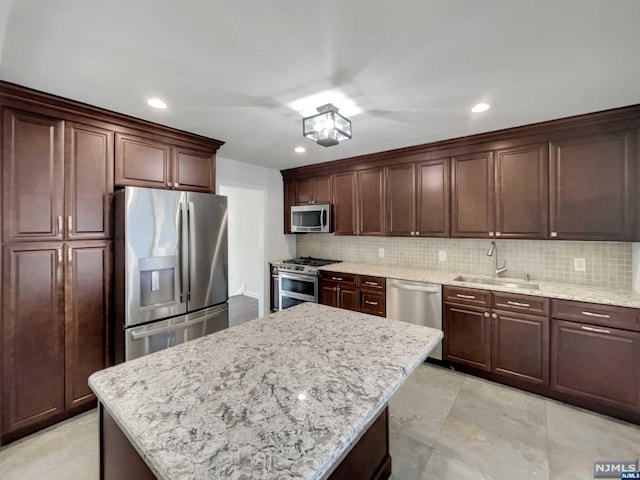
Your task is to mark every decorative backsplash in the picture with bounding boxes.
[296,235,632,289]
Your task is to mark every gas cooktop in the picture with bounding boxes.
[278,257,341,275]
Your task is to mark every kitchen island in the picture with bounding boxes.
[89,302,442,479]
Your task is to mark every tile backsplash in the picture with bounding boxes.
[296,235,632,289]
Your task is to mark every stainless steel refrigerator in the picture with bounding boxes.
[114,186,228,362]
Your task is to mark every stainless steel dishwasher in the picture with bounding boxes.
[386,279,443,360]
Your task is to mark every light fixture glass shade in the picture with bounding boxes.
[303,104,352,147]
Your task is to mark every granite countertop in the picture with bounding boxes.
[89,303,443,480]
[319,262,640,309]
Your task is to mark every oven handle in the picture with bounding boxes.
[278,271,317,282]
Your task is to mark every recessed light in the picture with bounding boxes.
[294,146,306,153]
[471,103,490,113]
[147,98,167,109]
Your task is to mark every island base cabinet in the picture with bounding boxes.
[100,404,392,480]
[444,303,491,371]
[550,319,640,410]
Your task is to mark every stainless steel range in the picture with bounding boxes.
[278,257,340,310]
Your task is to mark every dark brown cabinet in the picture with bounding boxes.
[386,158,451,238]
[549,131,635,240]
[444,302,492,371]
[357,167,385,236]
[332,172,357,235]
[2,244,65,434]
[294,175,332,205]
[64,241,111,409]
[115,133,217,193]
[451,151,494,238]
[551,319,640,409]
[283,179,295,234]
[358,275,386,317]
[319,271,358,311]
[2,108,64,243]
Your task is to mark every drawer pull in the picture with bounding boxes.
[332,277,344,281]
[365,301,379,306]
[581,311,611,319]
[507,301,530,308]
[581,325,611,334]
[364,281,379,286]
[456,294,475,299]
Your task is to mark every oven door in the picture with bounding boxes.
[278,271,317,310]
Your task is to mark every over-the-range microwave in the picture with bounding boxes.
[291,204,332,233]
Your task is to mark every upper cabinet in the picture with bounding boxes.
[549,131,635,241]
[2,109,114,242]
[451,145,548,239]
[357,167,385,236]
[386,158,450,237]
[333,172,357,235]
[115,134,216,193]
[294,175,332,205]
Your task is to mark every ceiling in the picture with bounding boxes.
[1,1,639,171]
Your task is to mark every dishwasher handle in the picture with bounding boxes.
[387,279,441,293]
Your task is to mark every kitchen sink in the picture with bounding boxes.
[454,275,540,290]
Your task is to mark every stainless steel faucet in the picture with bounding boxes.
[487,241,507,277]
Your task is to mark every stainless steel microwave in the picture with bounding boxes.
[291,204,332,233]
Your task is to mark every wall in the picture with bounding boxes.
[218,185,264,299]
[216,157,296,316]
[297,235,632,290]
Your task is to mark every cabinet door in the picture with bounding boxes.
[65,123,114,240]
[295,178,314,205]
[338,285,358,311]
[416,158,450,237]
[551,319,640,409]
[359,290,386,317]
[495,144,548,239]
[313,175,333,204]
[549,131,634,240]
[451,152,494,238]
[114,133,171,189]
[64,242,111,409]
[385,163,416,236]
[173,147,215,193]
[357,167,385,236]
[2,108,64,242]
[444,303,491,371]
[319,282,338,308]
[333,172,357,235]
[2,244,65,433]
[491,310,549,385]
[283,179,295,234]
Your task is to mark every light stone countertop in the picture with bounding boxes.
[89,303,443,480]
[319,262,640,309]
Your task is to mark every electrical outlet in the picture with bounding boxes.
[438,250,447,262]
[573,258,586,272]
[378,247,385,258]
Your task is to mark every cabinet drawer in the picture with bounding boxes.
[444,286,490,307]
[320,271,357,285]
[359,291,385,317]
[492,292,549,317]
[359,275,386,291]
[551,299,640,333]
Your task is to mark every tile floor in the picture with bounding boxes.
[1,364,639,479]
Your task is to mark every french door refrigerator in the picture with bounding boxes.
[114,186,228,362]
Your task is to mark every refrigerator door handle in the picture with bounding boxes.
[179,202,189,304]
[187,201,196,301]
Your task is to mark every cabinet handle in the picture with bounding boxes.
[581,311,611,319]
[364,281,379,286]
[336,285,341,308]
[551,232,558,238]
[167,182,173,187]
[67,216,73,235]
[581,325,611,334]
[416,231,420,235]
[495,232,501,237]
[57,216,63,235]
[410,232,415,236]
[174,182,179,187]
[489,232,494,237]
[365,300,379,306]
[332,277,344,281]
[57,249,63,268]
[456,294,475,299]
[507,301,531,308]
[491,313,498,318]
[67,248,72,268]
[484,312,490,317]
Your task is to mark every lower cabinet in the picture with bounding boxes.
[319,272,385,316]
[444,303,492,371]
[550,319,640,409]
[1,241,111,444]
